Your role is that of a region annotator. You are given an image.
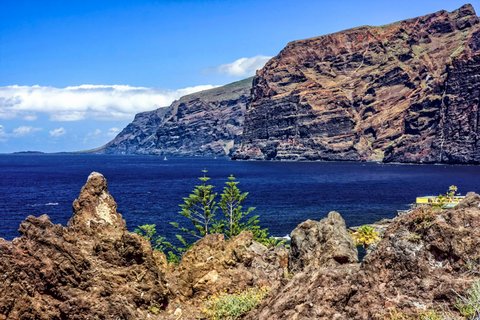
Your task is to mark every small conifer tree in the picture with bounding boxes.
[218,175,255,238]
[141,170,281,262]
[174,169,217,238]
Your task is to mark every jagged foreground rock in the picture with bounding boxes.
[235,4,480,163]
[0,172,169,320]
[288,211,358,272]
[0,172,288,320]
[246,193,480,319]
[2,172,480,319]
[99,78,252,157]
[173,232,288,299]
[163,232,288,318]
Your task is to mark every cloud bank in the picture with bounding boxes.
[0,125,6,141]
[0,125,42,141]
[0,84,217,122]
[12,126,42,137]
[217,55,272,77]
[49,127,66,137]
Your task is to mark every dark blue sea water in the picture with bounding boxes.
[1,154,480,241]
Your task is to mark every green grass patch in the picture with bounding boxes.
[202,287,270,320]
[455,280,480,319]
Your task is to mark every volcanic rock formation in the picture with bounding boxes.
[0,172,169,320]
[246,192,480,319]
[0,172,289,320]
[173,231,287,299]
[235,4,480,163]
[2,173,480,319]
[288,211,358,273]
[162,231,288,318]
[99,78,252,157]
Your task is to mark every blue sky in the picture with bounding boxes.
[1,0,479,152]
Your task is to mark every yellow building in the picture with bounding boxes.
[415,195,465,208]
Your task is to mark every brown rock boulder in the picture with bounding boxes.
[0,172,169,320]
[456,191,480,209]
[246,264,360,320]
[289,211,358,272]
[68,171,126,236]
[247,194,480,319]
[172,231,288,300]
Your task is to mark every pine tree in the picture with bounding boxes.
[174,169,217,238]
[218,175,255,238]
[166,171,280,259]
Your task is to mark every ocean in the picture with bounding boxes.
[1,154,480,241]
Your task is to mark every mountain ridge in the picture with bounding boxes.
[101,4,480,164]
[98,77,252,157]
[234,3,480,163]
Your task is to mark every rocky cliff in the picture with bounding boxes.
[235,4,480,163]
[100,78,252,157]
[0,173,169,320]
[2,173,480,319]
[247,193,480,319]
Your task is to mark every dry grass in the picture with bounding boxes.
[202,286,270,320]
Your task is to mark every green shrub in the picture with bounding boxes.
[433,185,460,208]
[410,206,436,230]
[418,310,447,320]
[351,225,380,249]
[202,287,269,320]
[387,309,453,320]
[455,280,480,319]
[134,224,182,264]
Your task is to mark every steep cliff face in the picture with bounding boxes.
[100,78,252,157]
[235,4,480,163]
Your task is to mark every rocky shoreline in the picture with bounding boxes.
[1,172,480,319]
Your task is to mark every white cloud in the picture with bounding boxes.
[12,126,42,137]
[49,127,66,137]
[217,55,272,77]
[23,114,37,121]
[0,84,217,122]
[0,125,6,141]
[0,125,42,141]
[108,127,120,137]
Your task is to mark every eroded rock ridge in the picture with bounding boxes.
[235,4,480,163]
[0,172,169,320]
[100,78,252,157]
